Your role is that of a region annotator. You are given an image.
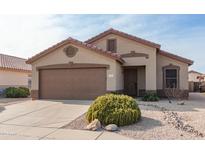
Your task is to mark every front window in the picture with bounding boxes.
[165,69,178,88]
[107,39,117,52]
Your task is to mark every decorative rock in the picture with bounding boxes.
[163,110,204,137]
[177,101,185,105]
[105,124,119,131]
[140,102,204,137]
[85,119,101,131]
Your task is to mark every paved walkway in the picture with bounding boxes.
[0,99,130,140]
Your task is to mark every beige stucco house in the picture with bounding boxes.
[189,70,205,92]
[26,28,193,100]
[0,53,31,96]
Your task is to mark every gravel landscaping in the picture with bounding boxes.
[62,113,89,130]
[62,93,205,140]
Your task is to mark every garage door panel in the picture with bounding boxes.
[39,68,106,100]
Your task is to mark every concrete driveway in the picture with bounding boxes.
[0,99,129,140]
[0,98,31,107]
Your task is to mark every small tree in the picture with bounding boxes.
[164,88,184,103]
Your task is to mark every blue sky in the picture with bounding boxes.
[0,15,204,72]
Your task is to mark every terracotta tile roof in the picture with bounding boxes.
[26,37,125,64]
[188,70,203,75]
[158,50,193,66]
[0,53,31,72]
[85,28,161,49]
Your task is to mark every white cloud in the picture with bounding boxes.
[0,15,204,72]
[155,26,205,72]
[0,15,66,58]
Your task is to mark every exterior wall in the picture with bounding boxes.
[31,44,122,92]
[189,81,194,92]
[115,63,123,91]
[157,53,189,90]
[92,34,157,91]
[0,70,29,89]
[137,66,146,90]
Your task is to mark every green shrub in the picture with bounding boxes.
[17,88,28,98]
[5,87,30,98]
[109,91,119,95]
[86,94,141,126]
[19,87,30,96]
[142,92,159,102]
[5,87,19,98]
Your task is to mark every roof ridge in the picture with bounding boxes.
[85,28,161,48]
[69,37,121,54]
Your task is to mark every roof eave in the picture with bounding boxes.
[26,38,124,65]
[158,50,194,66]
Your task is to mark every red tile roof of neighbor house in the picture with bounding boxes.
[26,37,125,64]
[188,70,204,75]
[85,28,161,48]
[0,53,31,72]
[158,50,193,66]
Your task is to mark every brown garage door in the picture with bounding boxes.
[39,68,106,100]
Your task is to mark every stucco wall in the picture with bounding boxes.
[137,66,146,90]
[31,43,122,92]
[92,34,157,91]
[157,53,189,90]
[0,70,29,88]
[115,63,123,90]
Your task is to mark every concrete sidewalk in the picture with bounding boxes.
[0,124,130,140]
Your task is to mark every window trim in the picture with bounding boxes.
[106,39,117,52]
[163,64,180,89]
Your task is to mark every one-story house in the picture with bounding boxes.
[0,53,31,95]
[189,70,205,92]
[26,28,193,100]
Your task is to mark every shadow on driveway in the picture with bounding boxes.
[0,106,5,113]
[0,98,31,106]
[39,99,92,106]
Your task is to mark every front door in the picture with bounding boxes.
[124,68,138,96]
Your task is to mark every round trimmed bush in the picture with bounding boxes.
[86,94,141,126]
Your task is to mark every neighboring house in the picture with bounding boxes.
[0,53,32,95]
[188,70,205,92]
[26,28,193,100]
